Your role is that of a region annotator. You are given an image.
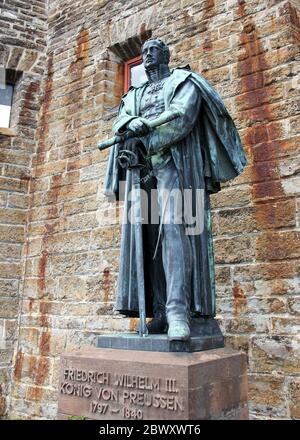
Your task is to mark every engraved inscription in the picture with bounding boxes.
[97,387,118,401]
[114,374,160,390]
[60,382,92,398]
[60,367,184,419]
[166,378,178,393]
[64,368,109,384]
[90,401,108,414]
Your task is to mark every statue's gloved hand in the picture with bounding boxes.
[126,118,150,136]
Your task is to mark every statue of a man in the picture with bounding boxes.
[104,38,247,341]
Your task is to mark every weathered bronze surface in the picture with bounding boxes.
[103,39,247,342]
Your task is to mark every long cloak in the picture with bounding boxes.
[104,67,247,318]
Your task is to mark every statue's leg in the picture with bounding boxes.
[155,158,192,339]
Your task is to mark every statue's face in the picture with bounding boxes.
[142,41,167,69]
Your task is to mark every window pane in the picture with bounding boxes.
[130,63,147,88]
[0,85,13,128]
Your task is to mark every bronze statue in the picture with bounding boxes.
[101,39,247,342]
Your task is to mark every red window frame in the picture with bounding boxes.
[124,56,143,93]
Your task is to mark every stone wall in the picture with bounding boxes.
[0,0,299,419]
[0,0,48,417]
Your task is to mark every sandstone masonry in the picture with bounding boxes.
[0,0,48,418]
[0,0,299,420]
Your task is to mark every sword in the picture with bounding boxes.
[117,150,148,337]
[133,165,148,337]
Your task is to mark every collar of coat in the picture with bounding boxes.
[124,65,191,96]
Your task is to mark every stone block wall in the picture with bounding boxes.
[0,0,48,418]
[0,0,299,419]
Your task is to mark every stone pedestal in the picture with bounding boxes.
[97,318,224,352]
[57,347,248,420]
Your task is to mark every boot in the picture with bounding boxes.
[146,312,167,334]
[167,320,190,341]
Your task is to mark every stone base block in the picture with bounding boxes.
[57,347,248,420]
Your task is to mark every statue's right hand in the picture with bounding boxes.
[126,118,149,136]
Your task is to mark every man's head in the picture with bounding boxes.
[141,39,170,69]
